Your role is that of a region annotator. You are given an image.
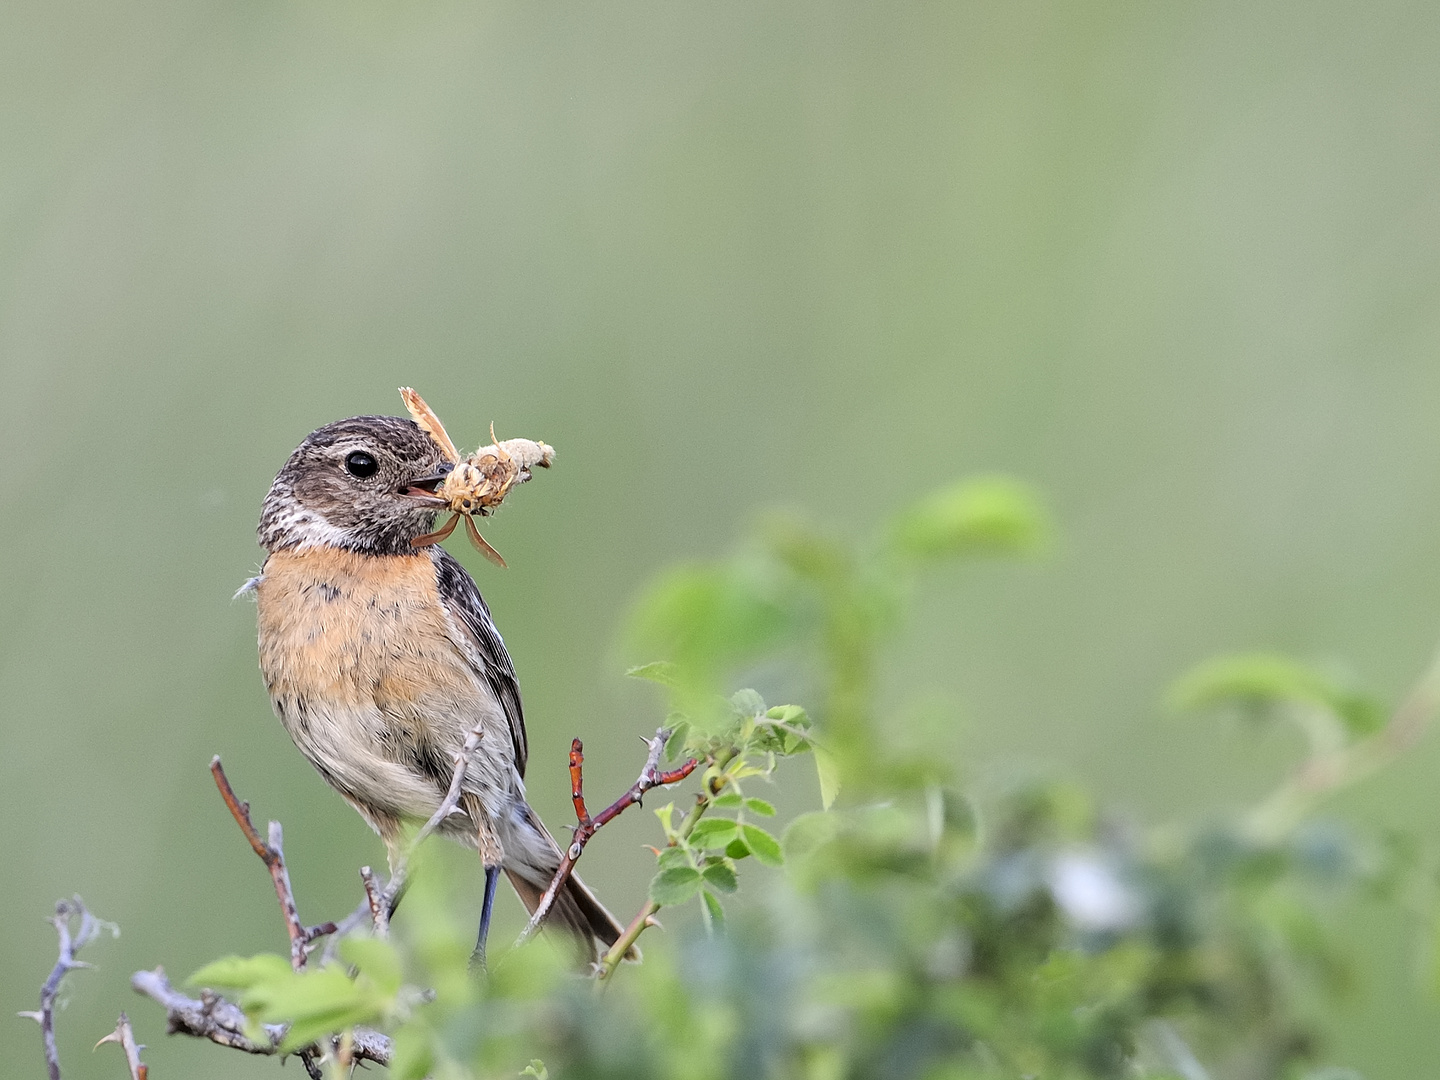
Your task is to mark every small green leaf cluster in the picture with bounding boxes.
[189,937,405,1053]
[641,688,811,928]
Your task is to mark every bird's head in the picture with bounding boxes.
[258,415,453,555]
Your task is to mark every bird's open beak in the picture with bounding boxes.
[399,466,453,504]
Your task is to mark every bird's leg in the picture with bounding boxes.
[467,796,505,972]
[472,864,501,972]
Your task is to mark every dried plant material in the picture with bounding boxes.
[399,388,555,567]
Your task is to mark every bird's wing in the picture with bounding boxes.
[428,546,529,778]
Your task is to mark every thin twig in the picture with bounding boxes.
[320,899,376,966]
[210,758,336,1078]
[360,866,388,935]
[210,758,336,968]
[596,901,661,983]
[1247,642,1440,840]
[373,721,487,924]
[95,1013,148,1080]
[130,968,392,1067]
[517,729,697,945]
[597,774,733,979]
[21,897,111,1080]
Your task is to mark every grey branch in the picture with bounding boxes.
[95,1012,148,1079]
[130,968,392,1067]
[21,897,113,1080]
[360,866,388,935]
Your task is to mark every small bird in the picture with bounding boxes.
[250,412,628,965]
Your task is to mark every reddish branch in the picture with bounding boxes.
[209,757,336,969]
[518,728,697,944]
[21,897,110,1080]
[209,758,336,1079]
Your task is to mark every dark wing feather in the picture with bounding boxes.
[428,546,529,777]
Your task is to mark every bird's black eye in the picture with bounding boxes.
[345,451,379,478]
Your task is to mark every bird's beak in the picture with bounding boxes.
[399,466,453,504]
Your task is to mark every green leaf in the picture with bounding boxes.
[711,792,745,809]
[815,746,842,810]
[744,797,777,817]
[247,966,360,1016]
[1169,653,1383,738]
[280,1007,372,1053]
[388,1024,435,1080]
[627,661,681,687]
[663,723,691,762]
[689,818,740,849]
[243,967,384,1052]
[654,802,677,840]
[783,811,841,863]
[188,953,292,990]
[650,866,704,906]
[891,476,1050,561]
[701,889,726,927]
[766,704,810,726]
[731,688,767,718]
[740,824,784,867]
[628,563,790,686]
[656,845,691,870]
[726,838,751,860]
[521,1061,550,1080]
[702,862,739,893]
[339,936,403,995]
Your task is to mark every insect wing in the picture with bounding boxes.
[399,387,462,463]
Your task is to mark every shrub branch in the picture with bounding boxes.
[95,1012,148,1079]
[517,728,697,946]
[129,969,392,1068]
[209,757,336,969]
[21,897,110,1080]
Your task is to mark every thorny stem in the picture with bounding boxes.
[597,761,739,984]
[95,1012,148,1080]
[360,867,388,935]
[22,897,110,1080]
[516,729,696,946]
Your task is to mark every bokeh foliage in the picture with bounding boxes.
[162,477,1436,1079]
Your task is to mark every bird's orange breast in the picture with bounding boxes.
[255,546,460,711]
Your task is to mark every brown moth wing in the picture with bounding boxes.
[399,387,462,463]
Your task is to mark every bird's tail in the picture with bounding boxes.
[503,801,639,966]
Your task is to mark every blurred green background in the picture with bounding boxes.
[6,1,1440,1075]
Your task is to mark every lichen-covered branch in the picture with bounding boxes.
[21,897,111,1080]
[130,969,392,1067]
